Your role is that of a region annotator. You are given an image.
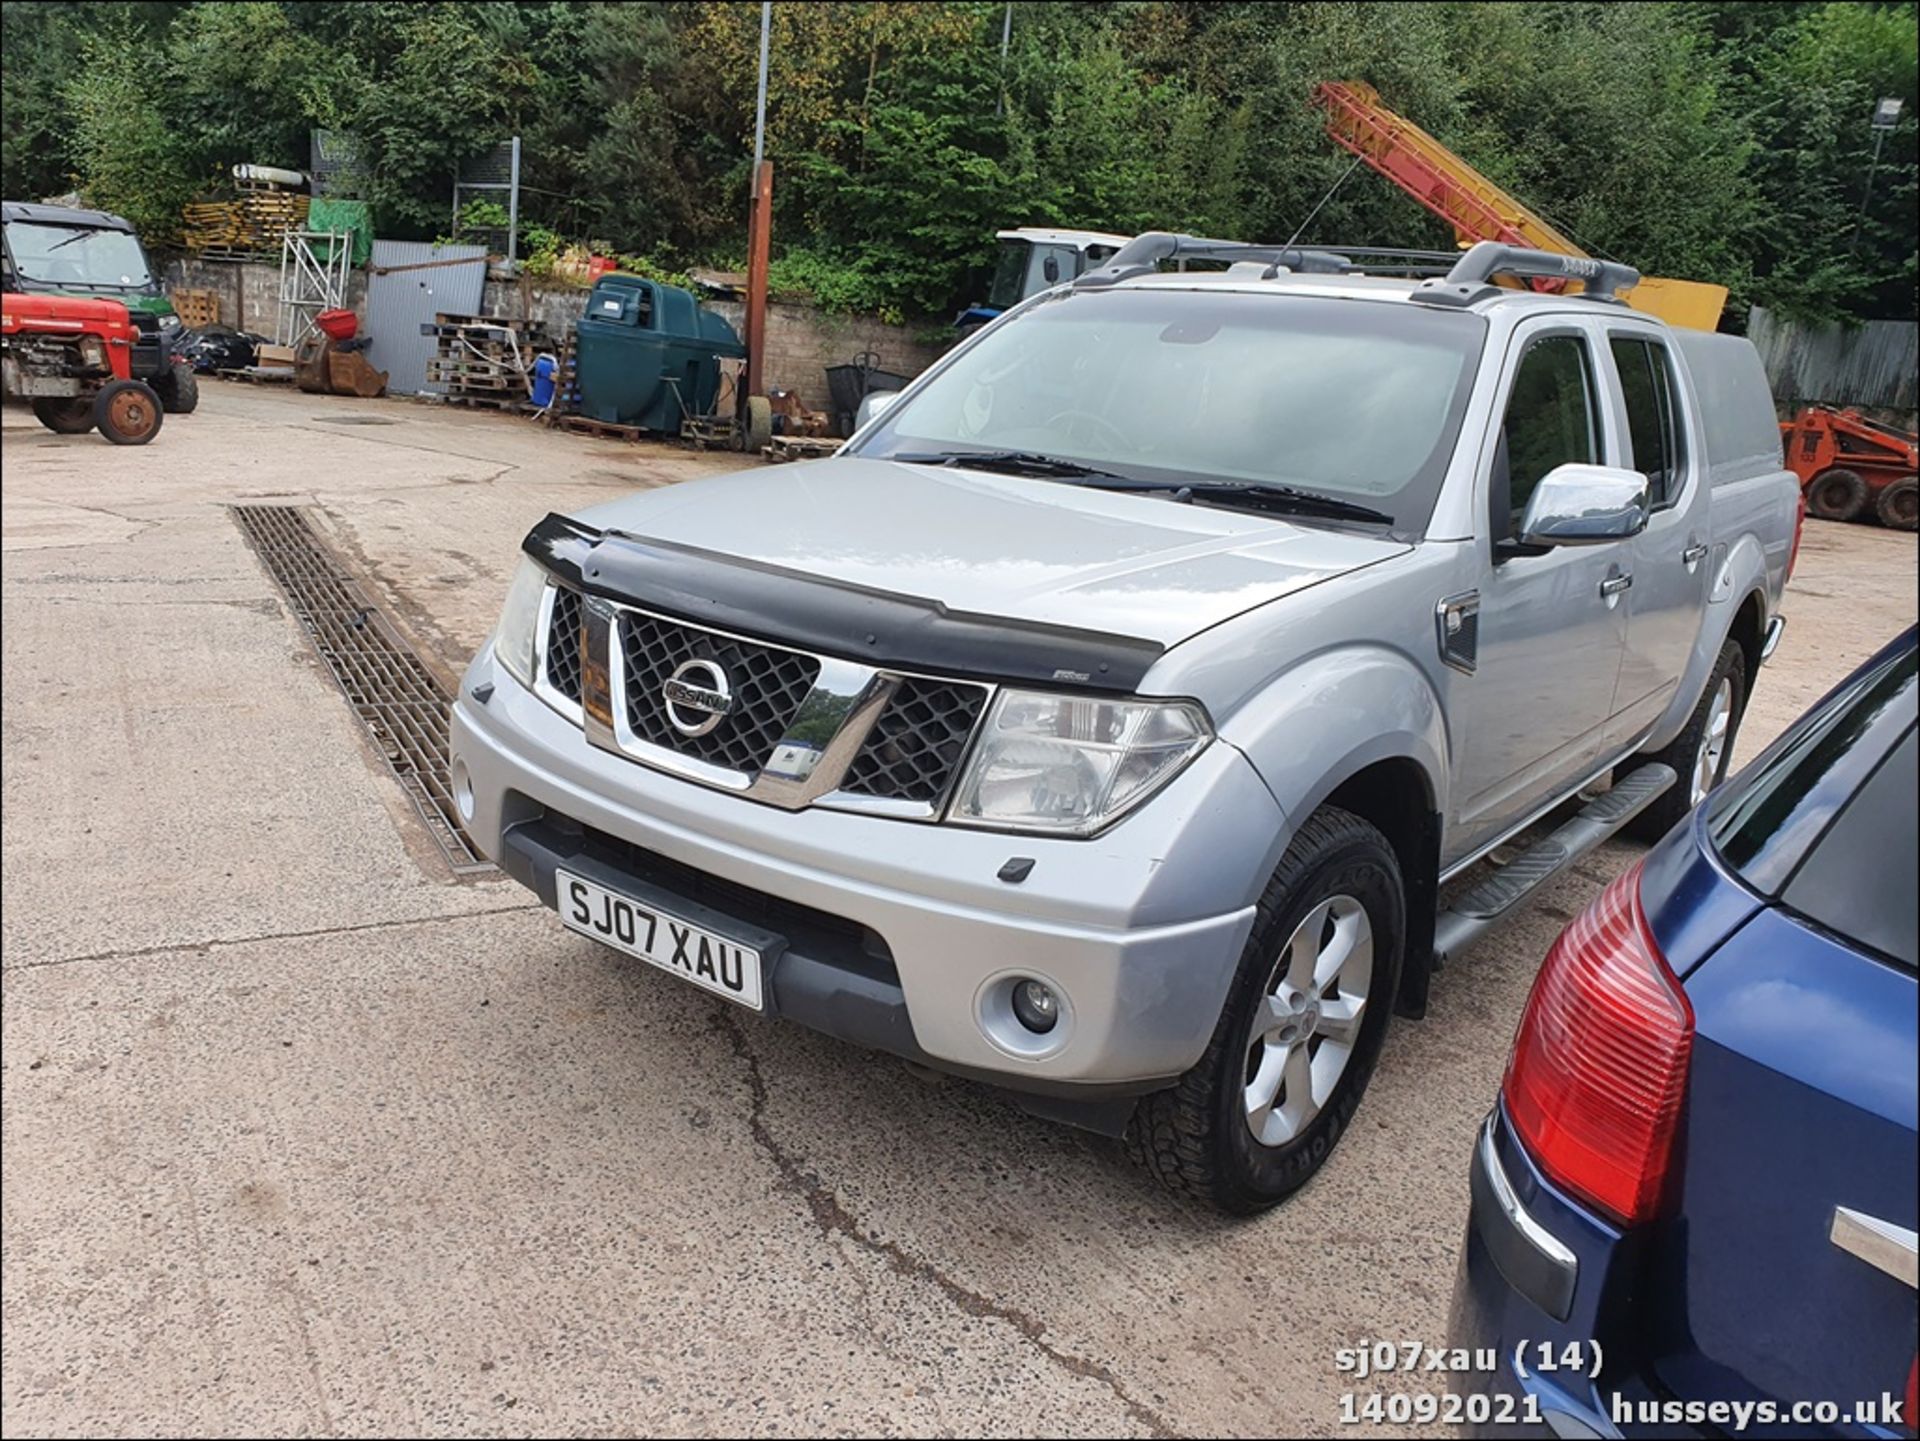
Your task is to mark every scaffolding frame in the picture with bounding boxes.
[277,229,351,347]
[451,136,521,266]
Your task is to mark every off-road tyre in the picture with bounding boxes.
[1126,806,1404,1214]
[1875,477,1917,532]
[31,397,96,434]
[1806,468,1868,523]
[154,363,200,415]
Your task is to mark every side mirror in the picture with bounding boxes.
[1042,254,1061,283]
[1515,463,1650,547]
[854,389,902,431]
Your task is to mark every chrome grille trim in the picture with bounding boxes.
[530,583,585,727]
[550,592,993,815]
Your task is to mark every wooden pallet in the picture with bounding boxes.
[170,287,220,329]
[438,392,529,412]
[426,313,539,405]
[424,364,525,389]
[215,365,296,385]
[550,413,662,442]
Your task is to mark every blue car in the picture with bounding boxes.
[1451,628,1918,1438]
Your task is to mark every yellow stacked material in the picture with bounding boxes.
[181,193,311,258]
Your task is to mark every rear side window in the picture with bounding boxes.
[1611,337,1686,508]
[1780,729,1917,968]
[1709,641,1919,903]
[1496,335,1598,539]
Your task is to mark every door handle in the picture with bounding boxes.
[1682,542,1708,569]
[1832,1207,1919,1288]
[1599,573,1633,598]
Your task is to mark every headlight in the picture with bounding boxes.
[78,337,107,368]
[948,690,1211,835]
[493,557,548,689]
[158,313,181,331]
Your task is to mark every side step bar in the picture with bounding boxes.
[1433,763,1677,968]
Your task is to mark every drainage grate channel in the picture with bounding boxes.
[231,505,493,876]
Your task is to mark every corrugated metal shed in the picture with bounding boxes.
[364,241,488,395]
[1748,306,1918,416]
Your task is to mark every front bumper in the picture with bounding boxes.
[449,644,1275,1095]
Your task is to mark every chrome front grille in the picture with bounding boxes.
[545,587,584,702]
[841,678,989,803]
[534,584,993,815]
[618,610,822,777]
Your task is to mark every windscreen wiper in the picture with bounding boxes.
[1169,482,1395,525]
[890,449,1136,483]
[892,451,1394,525]
[1062,476,1395,525]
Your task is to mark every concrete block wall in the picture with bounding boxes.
[163,255,368,341]
[477,287,948,401]
[705,300,946,405]
[159,257,944,398]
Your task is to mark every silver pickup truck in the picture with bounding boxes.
[450,238,1801,1212]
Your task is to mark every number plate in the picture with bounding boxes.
[556,869,764,1011]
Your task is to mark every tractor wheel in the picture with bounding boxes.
[93,379,164,446]
[1877,477,1918,532]
[1806,468,1869,522]
[31,397,97,434]
[154,363,200,415]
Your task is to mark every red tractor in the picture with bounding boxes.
[1781,405,1918,531]
[1,291,164,444]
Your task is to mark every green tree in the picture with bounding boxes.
[2,1,1911,323]
[1720,0,1918,319]
[62,16,197,239]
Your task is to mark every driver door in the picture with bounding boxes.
[1447,322,1631,865]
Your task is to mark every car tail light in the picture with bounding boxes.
[1502,861,1694,1226]
[1787,490,1807,581]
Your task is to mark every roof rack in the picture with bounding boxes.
[1074,231,1357,287]
[1415,241,1639,308]
[1073,232,1643,308]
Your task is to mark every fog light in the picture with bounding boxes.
[1011,979,1059,1034]
[451,757,475,823]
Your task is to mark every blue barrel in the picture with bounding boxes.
[530,353,557,408]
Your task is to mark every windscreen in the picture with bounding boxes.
[856,288,1485,531]
[986,241,1031,311]
[5,221,152,289]
[1708,639,1917,897]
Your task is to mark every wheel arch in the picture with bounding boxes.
[1726,587,1767,686]
[1215,645,1449,1021]
[1642,522,1778,754]
[1322,759,1442,1022]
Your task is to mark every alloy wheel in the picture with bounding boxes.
[1243,894,1373,1147]
[1692,677,1734,804]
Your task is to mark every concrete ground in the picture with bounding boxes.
[3,382,1914,1438]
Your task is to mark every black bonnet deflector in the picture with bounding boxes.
[522,511,1162,694]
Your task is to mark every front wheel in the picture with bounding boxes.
[93,379,164,445]
[154,363,200,414]
[31,396,96,434]
[1127,806,1404,1213]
